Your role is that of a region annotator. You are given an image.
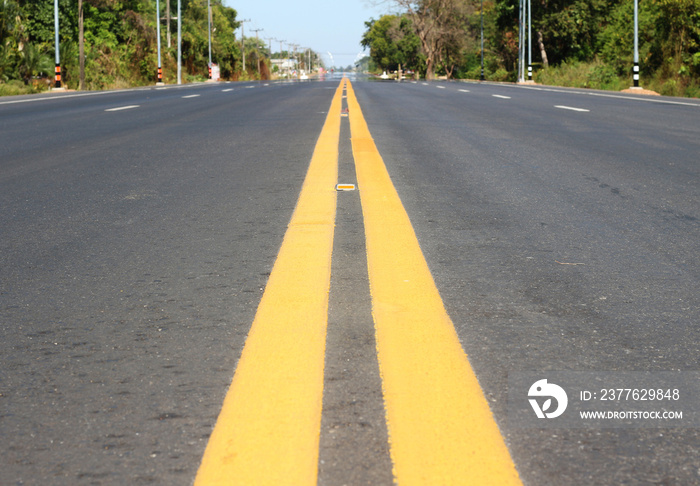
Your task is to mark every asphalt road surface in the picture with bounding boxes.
[1,76,699,485]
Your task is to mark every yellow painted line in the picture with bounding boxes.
[194,79,346,485]
[346,80,522,485]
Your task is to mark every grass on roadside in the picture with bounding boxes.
[534,59,700,98]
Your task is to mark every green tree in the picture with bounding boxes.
[599,0,658,76]
[387,0,470,79]
[18,41,53,83]
[362,14,421,74]
[655,0,700,76]
[0,0,22,81]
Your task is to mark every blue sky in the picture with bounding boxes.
[222,0,393,68]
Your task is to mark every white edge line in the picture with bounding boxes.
[514,84,700,107]
[105,105,140,112]
[0,82,226,107]
[0,89,127,106]
[555,105,590,112]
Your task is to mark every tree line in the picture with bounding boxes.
[362,0,700,96]
[0,0,276,94]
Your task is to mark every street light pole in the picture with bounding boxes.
[527,0,532,81]
[53,0,62,89]
[207,0,212,79]
[177,0,182,84]
[480,0,484,81]
[518,0,524,82]
[633,0,640,87]
[156,0,163,84]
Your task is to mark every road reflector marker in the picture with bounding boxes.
[346,79,523,486]
[104,105,140,112]
[194,79,346,486]
[335,183,356,191]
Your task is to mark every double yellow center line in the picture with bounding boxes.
[194,79,522,485]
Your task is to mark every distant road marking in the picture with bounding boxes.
[422,82,429,86]
[194,79,345,485]
[104,105,139,112]
[555,105,590,112]
[246,86,256,89]
[493,94,511,99]
[459,89,470,93]
[221,88,234,92]
[436,85,446,89]
[346,79,522,485]
[182,94,200,98]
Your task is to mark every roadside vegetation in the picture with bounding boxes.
[362,0,700,97]
[0,0,321,95]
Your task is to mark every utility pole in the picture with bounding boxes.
[266,37,275,76]
[251,28,264,75]
[278,40,286,78]
[266,37,274,60]
[239,19,251,75]
[291,44,299,78]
